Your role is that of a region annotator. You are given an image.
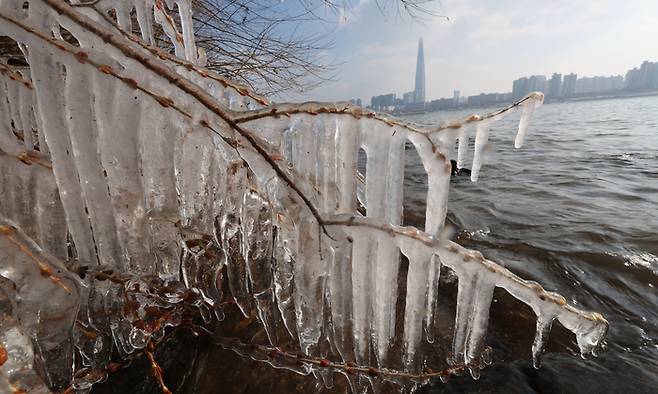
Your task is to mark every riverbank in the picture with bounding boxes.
[384,89,658,117]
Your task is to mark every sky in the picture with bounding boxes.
[295,0,658,103]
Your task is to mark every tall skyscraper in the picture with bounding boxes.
[413,38,426,104]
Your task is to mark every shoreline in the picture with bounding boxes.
[385,89,658,116]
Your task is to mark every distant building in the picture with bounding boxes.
[512,77,529,100]
[413,38,426,104]
[575,75,624,95]
[429,98,454,110]
[368,56,658,113]
[625,61,658,90]
[349,98,363,107]
[562,73,577,97]
[403,91,415,105]
[528,75,547,93]
[514,75,546,100]
[370,93,396,110]
[467,93,510,107]
[548,73,562,99]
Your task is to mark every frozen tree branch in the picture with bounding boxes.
[0,1,607,393]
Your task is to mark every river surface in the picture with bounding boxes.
[400,96,658,393]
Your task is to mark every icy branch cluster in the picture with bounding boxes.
[0,1,608,393]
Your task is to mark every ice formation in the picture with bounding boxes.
[0,1,608,393]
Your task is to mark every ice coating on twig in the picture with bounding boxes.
[515,92,544,149]
[0,1,606,393]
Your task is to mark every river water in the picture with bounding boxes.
[401,96,658,393]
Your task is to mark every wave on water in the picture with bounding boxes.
[623,252,658,275]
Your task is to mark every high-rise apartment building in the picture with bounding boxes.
[528,75,547,93]
[548,73,563,98]
[512,77,529,100]
[562,73,577,97]
[625,61,658,90]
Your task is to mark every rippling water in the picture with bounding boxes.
[402,96,658,393]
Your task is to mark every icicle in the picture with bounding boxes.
[400,244,435,370]
[531,314,554,369]
[92,69,152,274]
[470,119,491,182]
[113,2,132,32]
[63,61,122,268]
[153,0,185,59]
[335,116,359,214]
[31,91,49,157]
[313,116,338,214]
[456,123,472,170]
[0,78,22,155]
[28,50,97,264]
[293,216,327,354]
[423,253,441,344]
[359,120,406,365]
[174,0,198,63]
[372,235,401,365]
[515,92,544,149]
[140,111,182,279]
[133,0,155,45]
[442,249,496,366]
[241,189,277,344]
[349,228,375,365]
[5,74,23,139]
[219,199,252,317]
[271,218,298,340]
[175,127,217,233]
[17,79,34,150]
[34,166,68,259]
[327,237,354,362]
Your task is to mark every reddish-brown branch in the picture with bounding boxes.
[145,341,173,394]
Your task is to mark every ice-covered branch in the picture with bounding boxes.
[0,1,606,393]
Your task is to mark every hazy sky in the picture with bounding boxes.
[300,0,658,103]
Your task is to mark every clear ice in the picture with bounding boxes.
[0,1,608,393]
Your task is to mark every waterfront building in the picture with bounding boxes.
[625,61,658,90]
[370,93,396,110]
[548,73,562,98]
[429,97,454,110]
[575,75,624,95]
[562,73,577,97]
[403,91,415,105]
[512,77,529,100]
[467,92,509,107]
[349,98,363,107]
[528,75,547,93]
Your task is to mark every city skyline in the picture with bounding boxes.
[369,59,658,112]
[299,1,658,103]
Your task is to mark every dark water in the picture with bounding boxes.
[403,96,658,393]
